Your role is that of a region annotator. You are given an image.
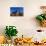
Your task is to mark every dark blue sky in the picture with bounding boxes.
[10,7,23,14]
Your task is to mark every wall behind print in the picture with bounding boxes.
[0,0,46,37]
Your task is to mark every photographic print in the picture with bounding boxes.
[10,7,23,16]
